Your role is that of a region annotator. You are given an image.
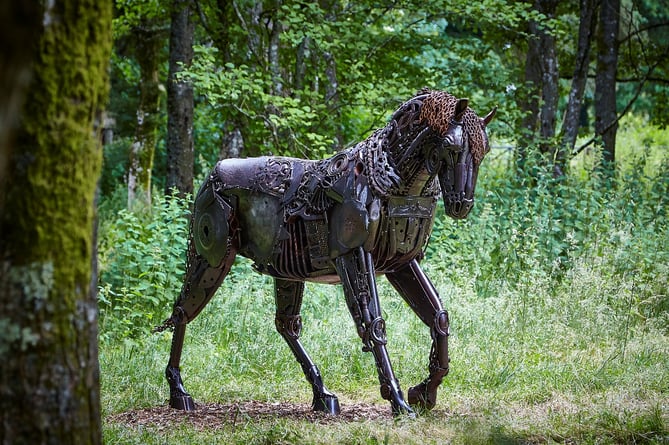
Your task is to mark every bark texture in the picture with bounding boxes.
[595,0,621,167]
[518,0,560,174]
[561,0,597,155]
[537,0,560,170]
[165,0,195,197]
[319,0,343,151]
[127,20,163,207]
[0,2,41,197]
[518,12,542,170]
[0,0,112,443]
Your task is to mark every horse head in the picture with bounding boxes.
[393,91,496,219]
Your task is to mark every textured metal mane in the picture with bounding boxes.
[419,91,488,165]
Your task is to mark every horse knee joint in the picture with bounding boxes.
[369,317,387,346]
[433,309,449,337]
[276,314,303,339]
[360,316,387,351]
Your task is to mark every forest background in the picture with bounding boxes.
[1,0,668,444]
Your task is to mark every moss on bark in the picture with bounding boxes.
[0,0,112,443]
[127,20,164,207]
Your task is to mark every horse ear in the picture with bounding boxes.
[454,98,469,121]
[481,107,497,127]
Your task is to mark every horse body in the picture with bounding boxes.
[160,90,495,416]
[210,150,438,283]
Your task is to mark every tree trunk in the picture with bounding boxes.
[561,0,597,160]
[595,0,621,168]
[0,2,41,197]
[220,125,244,160]
[207,0,233,63]
[208,0,245,159]
[322,50,343,151]
[267,0,283,97]
[0,0,111,443]
[537,0,560,172]
[319,0,343,151]
[294,36,311,92]
[165,0,195,197]
[517,19,542,171]
[517,0,560,175]
[127,20,163,208]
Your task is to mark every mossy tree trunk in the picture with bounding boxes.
[0,0,112,443]
[127,19,164,208]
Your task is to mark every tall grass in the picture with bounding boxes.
[98,142,668,443]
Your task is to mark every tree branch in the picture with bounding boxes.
[619,21,669,45]
[616,75,669,84]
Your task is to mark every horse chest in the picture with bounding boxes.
[367,196,437,271]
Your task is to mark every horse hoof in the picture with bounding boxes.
[391,399,416,418]
[408,382,435,410]
[313,393,340,415]
[170,394,195,411]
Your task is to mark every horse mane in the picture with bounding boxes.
[419,90,488,165]
[350,90,490,199]
[381,90,489,166]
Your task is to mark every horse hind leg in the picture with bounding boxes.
[164,254,235,410]
[386,259,449,411]
[160,178,238,410]
[274,279,340,415]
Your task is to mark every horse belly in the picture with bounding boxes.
[227,191,334,281]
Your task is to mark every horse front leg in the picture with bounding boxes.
[274,279,340,415]
[386,259,449,410]
[335,247,414,416]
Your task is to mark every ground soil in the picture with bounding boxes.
[108,401,408,431]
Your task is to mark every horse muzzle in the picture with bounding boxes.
[442,192,474,219]
[438,158,477,220]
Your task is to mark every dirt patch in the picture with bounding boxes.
[108,401,399,431]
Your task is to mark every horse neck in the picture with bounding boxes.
[357,122,439,198]
[392,155,436,196]
[387,126,439,197]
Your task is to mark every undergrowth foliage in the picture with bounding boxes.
[428,154,668,320]
[97,153,669,343]
[98,194,190,341]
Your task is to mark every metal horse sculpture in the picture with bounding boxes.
[157,90,495,416]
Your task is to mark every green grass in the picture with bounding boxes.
[100,250,668,443]
[98,131,668,443]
